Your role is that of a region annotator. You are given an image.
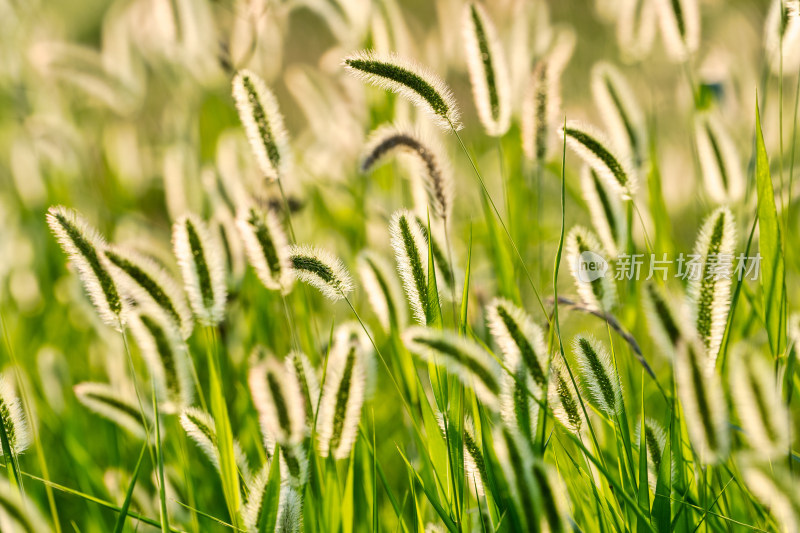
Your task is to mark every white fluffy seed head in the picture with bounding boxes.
[521,58,561,163]
[485,298,548,391]
[674,338,729,464]
[232,69,291,181]
[641,282,683,360]
[765,0,800,75]
[462,2,511,137]
[0,375,30,456]
[288,244,353,301]
[572,334,622,417]
[729,346,790,458]
[403,326,502,410]
[566,226,618,312]
[235,205,294,293]
[560,120,637,200]
[179,407,250,478]
[635,417,668,491]
[686,206,736,367]
[172,213,228,326]
[103,244,193,339]
[547,353,586,435]
[127,306,193,413]
[316,324,369,459]
[591,62,646,168]
[343,50,462,131]
[74,382,150,440]
[616,0,657,62]
[46,205,124,329]
[390,209,430,325]
[275,480,304,533]
[286,350,320,425]
[361,125,454,222]
[491,425,539,529]
[653,0,700,62]
[248,351,307,447]
[695,113,745,204]
[742,462,800,533]
[0,477,52,533]
[357,250,406,332]
[581,166,627,258]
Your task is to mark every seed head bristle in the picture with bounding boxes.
[765,0,800,75]
[357,250,406,332]
[103,244,193,339]
[547,353,586,435]
[285,350,320,427]
[280,443,309,487]
[390,209,430,325]
[591,62,646,168]
[560,121,637,200]
[360,125,453,221]
[172,213,228,326]
[617,0,658,61]
[581,166,627,258]
[674,338,729,464]
[566,226,618,311]
[342,50,461,131]
[179,407,251,479]
[521,58,561,163]
[316,324,369,459]
[0,375,30,457]
[232,69,291,181]
[573,334,622,417]
[492,426,539,530]
[288,244,353,301]
[127,306,193,413]
[236,205,294,293]
[0,477,52,533]
[462,2,511,136]
[413,215,454,293]
[686,206,736,367]
[486,298,548,390]
[742,462,800,533]
[46,206,123,329]
[695,113,745,204]
[403,326,501,410]
[74,382,151,440]
[248,350,307,447]
[641,281,682,360]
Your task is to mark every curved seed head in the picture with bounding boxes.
[435,413,488,497]
[560,121,637,200]
[675,338,729,464]
[462,2,511,136]
[492,426,539,530]
[686,206,736,367]
[695,113,745,204]
[249,349,307,447]
[286,350,320,426]
[316,324,369,459]
[591,62,646,168]
[288,244,353,301]
[0,375,30,457]
[580,166,627,258]
[500,367,540,445]
[74,382,151,440]
[729,346,790,458]
[413,215,454,294]
[236,205,294,293]
[357,250,406,332]
[635,417,669,491]
[617,0,658,61]
[46,206,123,329]
[0,477,52,533]
[172,213,228,326]
[127,307,193,413]
[486,298,548,390]
[653,0,700,62]
[403,326,502,410]
[742,462,800,533]
[566,226,618,311]
[390,209,430,325]
[765,0,800,75]
[103,245,193,338]
[179,407,251,479]
[232,69,291,181]
[547,353,586,435]
[573,334,622,417]
[343,50,461,131]
[361,125,453,221]
[280,443,309,488]
[522,58,561,163]
[641,281,683,360]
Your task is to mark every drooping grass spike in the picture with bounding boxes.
[547,353,586,435]
[285,350,320,427]
[248,348,307,447]
[591,62,646,168]
[641,281,682,359]
[462,2,511,136]
[236,204,294,293]
[46,206,123,329]
[74,382,152,440]
[572,334,622,417]
[565,226,618,311]
[0,478,52,533]
[179,407,251,481]
[288,244,353,301]
[103,244,194,338]
[172,213,228,326]
[686,205,736,367]
[232,69,291,181]
[617,0,657,61]
[403,327,502,410]
[486,298,548,390]
[653,0,700,62]
[342,50,461,131]
[765,0,800,75]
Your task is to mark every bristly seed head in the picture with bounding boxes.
[236,205,294,293]
[0,375,30,457]
[641,281,682,360]
[390,209,430,325]
[547,353,586,435]
[172,213,228,326]
[486,298,548,390]
[46,205,124,329]
[695,113,745,204]
[342,50,461,131]
[74,382,152,440]
[653,0,700,62]
[591,62,646,169]
[580,166,627,258]
[232,69,291,181]
[248,348,307,447]
[357,250,406,333]
[572,334,622,417]
[462,2,511,137]
[288,244,353,301]
[565,226,618,312]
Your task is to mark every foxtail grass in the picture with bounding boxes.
[179,407,251,482]
[547,353,586,435]
[236,205,294,294]
[572,334,622,417]
[288,245,353,301]
[616,0,657,61]
[390,210,431,324]
[653,0,700,62]
[357,250,406,333]
[248,350,307,447]
[591,62,646,167]
[641,281,682,359]
[565,226,618,311]
[0,375,30,458]
[0,477,52,533]
[695,113,745,204]
[74,382,152,440]
[581,166,627,257]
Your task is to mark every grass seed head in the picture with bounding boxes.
[695,113,745,204]
[573,334,622,417]
[641,281,682,360]
[548,353,586,435]
[390,209,430,324]
[249,350,307,447]
[0,375,30,457]
[486,298,548,389]
[0,477,52,533]
[566,225,618,312]
[591,62,646,168]
[74,382,151,440]
[288,244,353,301]
[236,205,294,293]
[285,350,320,427]
[617,0,658,61]
[653,0,700,62]
[357,250,406,333]
[580,166,627,258]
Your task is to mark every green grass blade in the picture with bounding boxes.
[258,446,282,532]
[113,442,148,533]
[426,215,443,328]
[637,386,651,532]
[754,99,787,357]
[459,225,473,337]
